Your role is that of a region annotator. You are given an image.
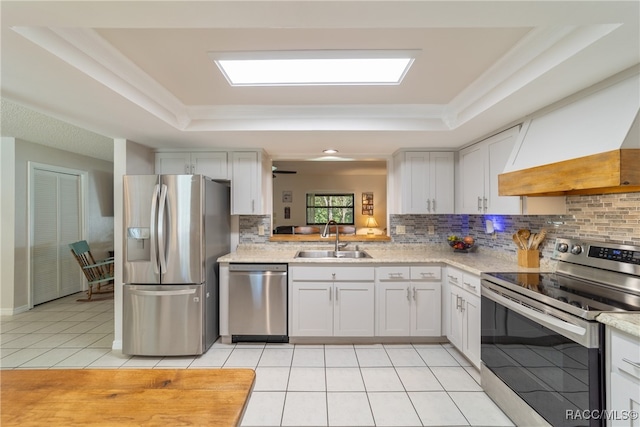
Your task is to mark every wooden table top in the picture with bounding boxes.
[1,368,255,426]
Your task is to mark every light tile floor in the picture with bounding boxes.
[1,293,514,426]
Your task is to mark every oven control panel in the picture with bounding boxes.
[554,238,640,274]
[588,245,640,264]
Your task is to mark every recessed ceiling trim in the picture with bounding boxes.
[448,24,621,128]
[187,104,446,120]
[209,50,419,86]
[11,23,623,133]
[11,26,191,129]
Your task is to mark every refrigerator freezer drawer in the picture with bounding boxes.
[123,284,205,356]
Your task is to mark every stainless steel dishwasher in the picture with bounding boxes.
[228,263,288,343]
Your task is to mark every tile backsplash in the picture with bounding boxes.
[390,193,639,262]
[239,215,272,244]
[239,193,639,262]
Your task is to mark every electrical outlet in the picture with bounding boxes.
[396,225,406,235]
[428,225,435,235]
[492,232,498,240]
[258,225,265,236]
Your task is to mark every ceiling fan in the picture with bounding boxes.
[272,166,297,178]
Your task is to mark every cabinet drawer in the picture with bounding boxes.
[291,266,374,282]
[376,267,410,281]
[411,266,441,281]
[462,273,481,297]
[611,329,640,381]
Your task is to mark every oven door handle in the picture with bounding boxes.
[482,286,587,337]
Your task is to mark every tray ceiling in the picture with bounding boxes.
[1,1,638,162]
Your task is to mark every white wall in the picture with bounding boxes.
[0,138,16,314]
[272,172,387,231]
[9,140,114,312]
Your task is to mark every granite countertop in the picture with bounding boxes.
[218,244,552,276]
[597,312,640,338]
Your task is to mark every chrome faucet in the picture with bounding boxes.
[322,219,341,252]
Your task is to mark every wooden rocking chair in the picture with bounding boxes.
[69,240,114,301]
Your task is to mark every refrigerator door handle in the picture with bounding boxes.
[157,183,168,274]
[128,288,197,297]
[150,184,160,274]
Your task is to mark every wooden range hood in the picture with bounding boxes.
[499,149,640,196]
[498,70,640,197]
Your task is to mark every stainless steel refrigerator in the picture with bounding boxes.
[122,175,230,356]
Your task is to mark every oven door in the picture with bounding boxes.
[481,280,604,427]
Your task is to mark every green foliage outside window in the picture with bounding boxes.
[306,193,354,225]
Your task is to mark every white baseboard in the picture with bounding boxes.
[0,304,29,316]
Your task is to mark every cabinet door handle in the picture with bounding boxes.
[460,298,466,312]
[329,287,332,301]
[455,295,461,310]
[406,287,410,301]
[185,164,190,174]
[448,275,458,283]
[483,197,488,212]
[427,199,431,212]
[477,197,482,212]
[251,200,255,213]
[412,287,416,301]
[622,358,640,369]
[432,199,436,212]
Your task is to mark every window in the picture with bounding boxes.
[306,193,354,225]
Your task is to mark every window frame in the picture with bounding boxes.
[305,193,355,225]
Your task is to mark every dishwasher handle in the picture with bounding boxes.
[229,264,288,273]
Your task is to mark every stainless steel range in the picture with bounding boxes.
[481,238,640,427]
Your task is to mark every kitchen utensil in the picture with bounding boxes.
[531,229,547,249]
[512,233,525,250]
[518,229,531,240]
[517,229,531,248]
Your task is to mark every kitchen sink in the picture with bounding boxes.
[294,250,372,259]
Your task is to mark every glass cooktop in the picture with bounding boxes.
[482,272,640,315]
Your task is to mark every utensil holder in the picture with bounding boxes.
[518,249,539,268]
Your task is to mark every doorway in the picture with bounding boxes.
[29,162,87,305]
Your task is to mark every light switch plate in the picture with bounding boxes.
[258,225,265,236]
[428,225,435,235]
[396,225,406,234]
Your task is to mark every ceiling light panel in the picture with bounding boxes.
[210,50,418,86]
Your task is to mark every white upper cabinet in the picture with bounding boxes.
[458,127,565,215]
[155,150,273,215]
[231,151,272,215]
[155,152,228,179]
[394,151,454,214]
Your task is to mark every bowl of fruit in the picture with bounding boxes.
[447,235,475,253]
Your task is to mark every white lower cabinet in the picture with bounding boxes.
[290,266,374,337]
[606,327,640,427]
[446,267,481,368]
[376,266,442,337]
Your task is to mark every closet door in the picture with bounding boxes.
[32,168,83,305]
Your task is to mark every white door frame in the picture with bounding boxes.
[27,161,88,308]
